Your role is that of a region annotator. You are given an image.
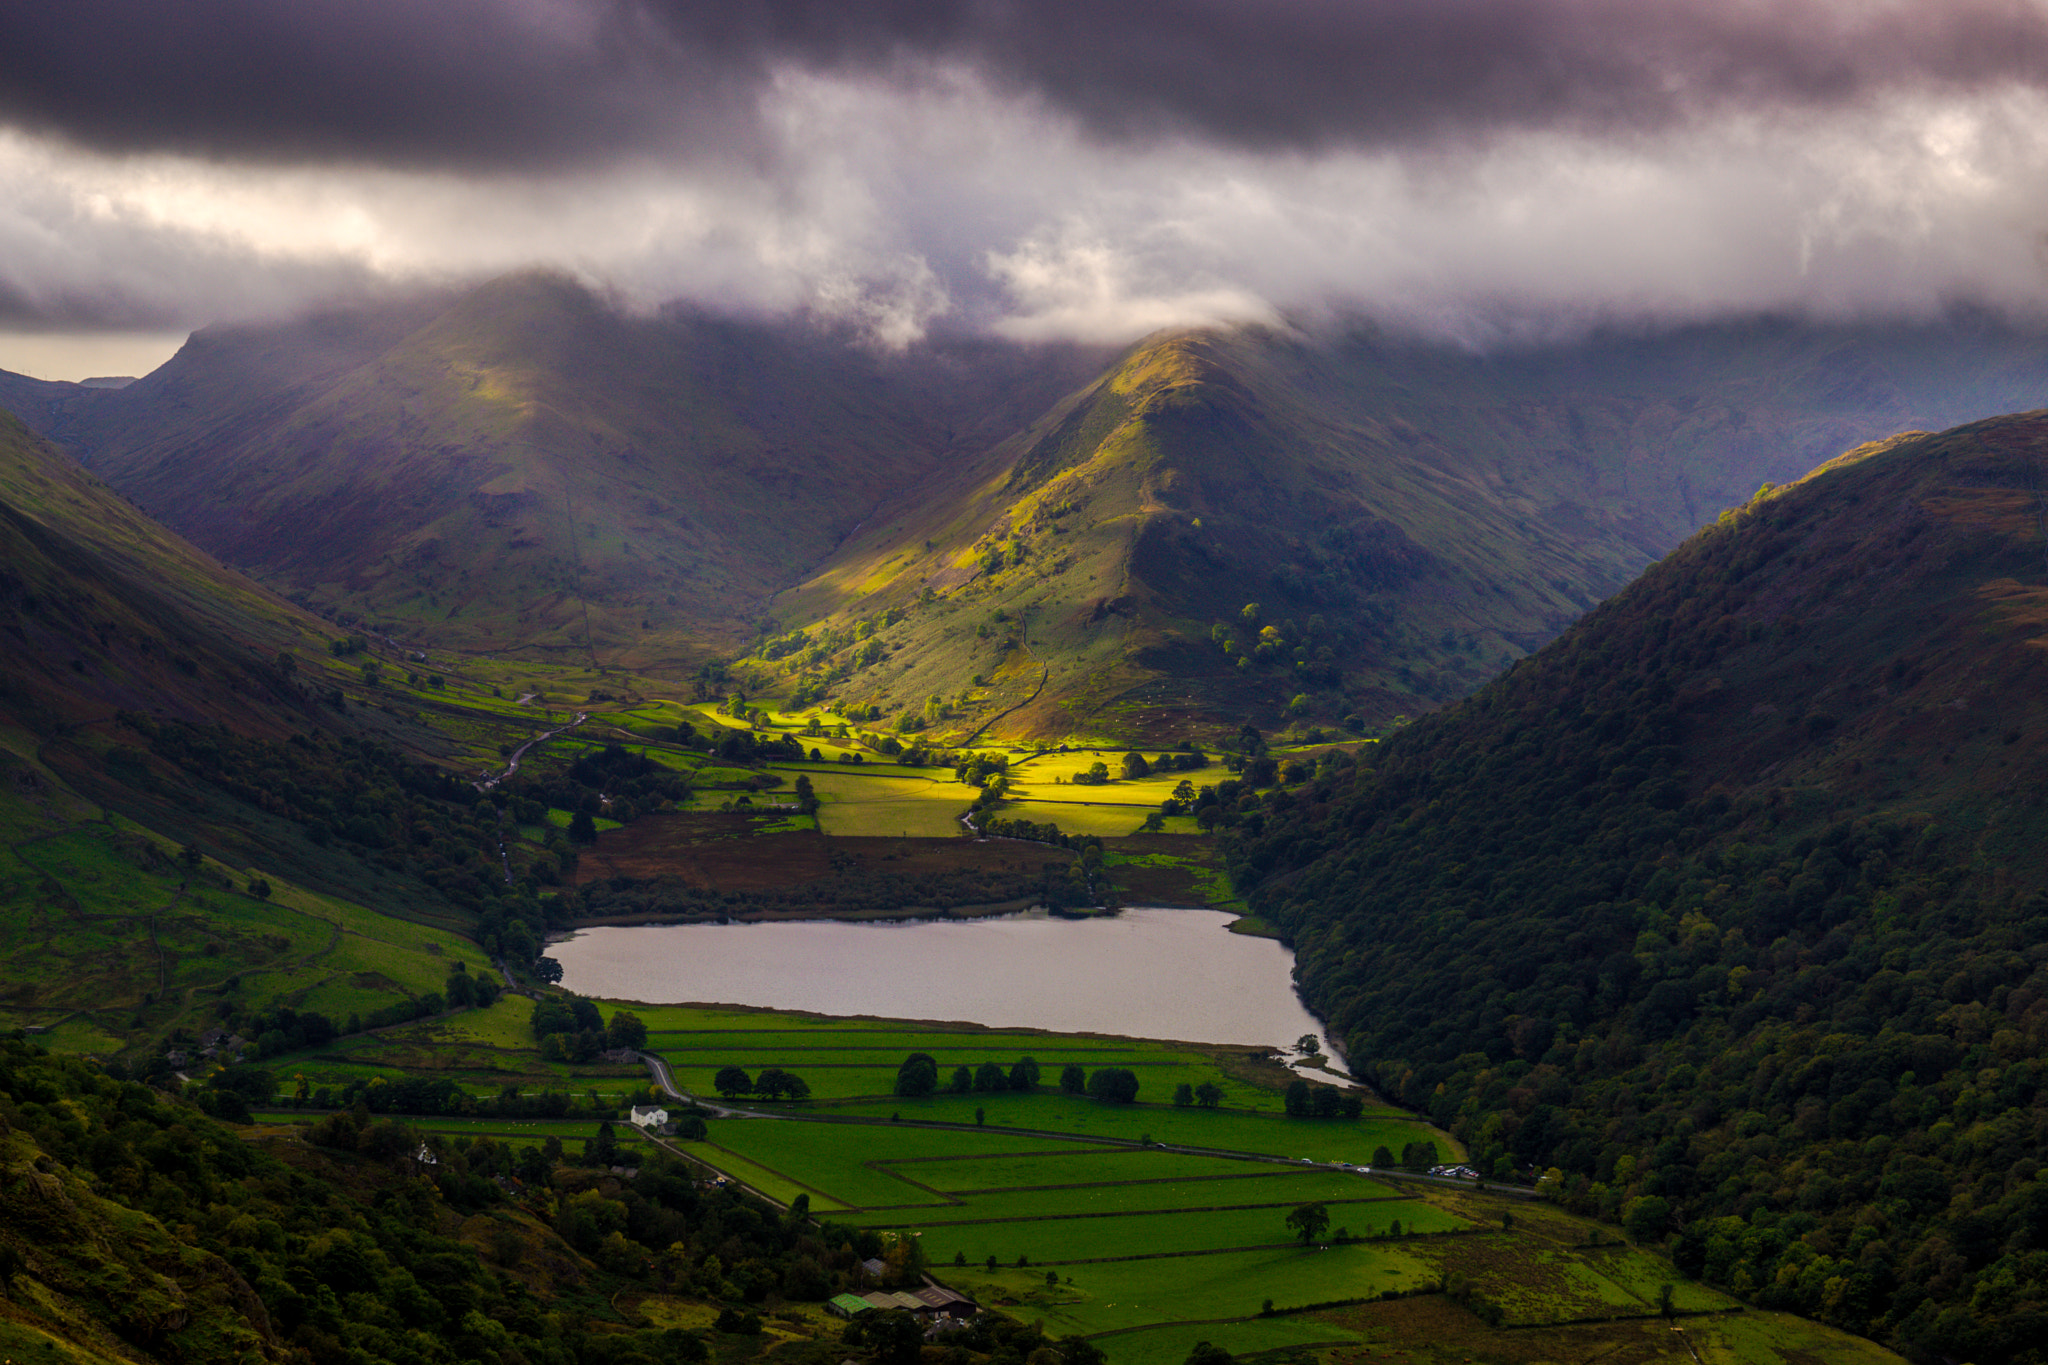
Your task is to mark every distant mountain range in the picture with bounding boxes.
[12,274,2048,739]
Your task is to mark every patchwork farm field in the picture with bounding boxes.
[217,979,1894,1365]
[564,1001,1820,1363]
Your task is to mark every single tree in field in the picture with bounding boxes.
[948,1065,974,1094]
[1172,1083,1195,1107]
[1186,1341,1236,1365]
[1195,1082,1224,1108]
[1285,1201,1330,1245]
[895,1052,939,1097]
[713,1066,752,1097]
[568,809,598,844]
[1059,1064,1087,1095]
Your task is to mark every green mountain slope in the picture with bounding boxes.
[1226,411,2048,1360]
[47,273,1103,670]
[754,318,2048,742]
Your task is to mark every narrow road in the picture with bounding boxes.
[481,711,589,883]
[634,1050,749,1117]
[479,711,588,790]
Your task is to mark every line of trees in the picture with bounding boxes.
[893,1053,1042,1097]
[712,1066,811,1100]
[1049,1065,1142,1104]
[1283,1079,1365,1119]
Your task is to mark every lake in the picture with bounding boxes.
[551,907,1342,1061]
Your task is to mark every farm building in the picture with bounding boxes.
[825,1294,872,1320]
[629,1105,668,1130]
[913,1283,976,1319]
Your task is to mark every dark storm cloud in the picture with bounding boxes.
[0,0,738,170]
[9,0,2048,171]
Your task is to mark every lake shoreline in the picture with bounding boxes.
[550,907,1349,1080]
[554,895,1215,930]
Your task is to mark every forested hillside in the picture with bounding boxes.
[1229,413,2048,1362]
[0,1039,1068,1365]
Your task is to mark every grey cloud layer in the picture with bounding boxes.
[5,2,2048,349]
[10,0,2048,170]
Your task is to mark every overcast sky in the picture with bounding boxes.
[7,0,2048,378]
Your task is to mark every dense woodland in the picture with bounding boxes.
[0,1040,1112,1365]
[1226,423,2048,1363]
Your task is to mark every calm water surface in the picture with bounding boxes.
[552,907,1337,1055]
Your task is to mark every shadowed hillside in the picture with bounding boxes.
[1227,411,2048,1361]
[39,273,1105,670]
[754,317,2048,741]
[0,409,326,735]
[14,286,2048,742]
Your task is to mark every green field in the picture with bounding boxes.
[796,769,967,837]
[1,819,483,1039]
[822,1093,1429,1163]
[859,1172,1408,1222]
[886,1147,1314,1192]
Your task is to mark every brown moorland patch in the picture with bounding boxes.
[572,812,1075,896]
[1310,1294,1694,1365]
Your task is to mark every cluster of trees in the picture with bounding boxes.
[533,997,647,1062]
[1367,1141,1443,1169]
[1171,1083,1226,1107]
[1225,455,2048,1362]
[1282,1079,1365,1118]
[745,606,918,702]
[1210,605,1343,687]
[894,1053,1041,1097]
[713,1066,812,1100]
[971,815,1104,854]
[1053,1065,1140,1103]
[1116,750,1210,778]
[317,1075,553,1120]
[511,741,693,833]
[218,975,492,1063]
